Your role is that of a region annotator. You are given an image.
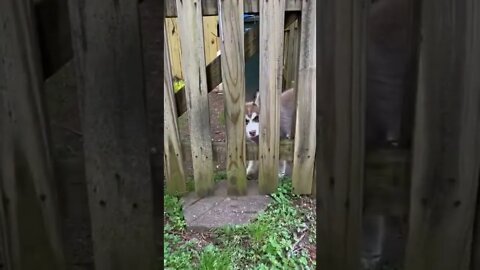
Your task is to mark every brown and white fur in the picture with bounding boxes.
[245,88,296,179]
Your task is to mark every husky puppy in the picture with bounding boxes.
[244,88,296,179]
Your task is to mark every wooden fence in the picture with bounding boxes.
[164,0,316,197]
[165,16,220,80]
[318,0,480,270]
[1,0,480,269]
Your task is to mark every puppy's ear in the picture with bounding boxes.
[253,90,260,106]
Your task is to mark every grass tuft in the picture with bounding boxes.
[164,180,316,270]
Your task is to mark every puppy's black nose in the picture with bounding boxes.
[249,131,256,136]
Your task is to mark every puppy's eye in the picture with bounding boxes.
[253,115,259,121]
[245,119,249,124]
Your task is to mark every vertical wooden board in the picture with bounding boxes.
[166,16,219,80]
[292,0,316,195]
[282,29,290,89]
[291,20,300,88]
[67,0,157,269]
[311,161,316,196]
[285,0,302,11]
[164,26,187,196]
[176,0,215,197]
[165,18,184,79]
[244,0,259,13]
[0,13,7,270]
[202,0,218,16]
[258,0,286,194]
[318,0,368,269]
[218,0,248,195]
[0,0,66,269]
[165,0,177,17]
[203,16,220,65]
[283,17,299,90]
[173,25,260,117]
[404,0,480,269]
[166,0,217,17]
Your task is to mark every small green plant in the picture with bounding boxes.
[214,170,227,182]
[163,180,316,270]
[199,245,232,270]
[173,80,185,93]
[219,111,226,126]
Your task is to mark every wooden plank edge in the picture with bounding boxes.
[165,0,302,17]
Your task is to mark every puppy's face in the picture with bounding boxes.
[245,90,261,143]
[245,102,260,143]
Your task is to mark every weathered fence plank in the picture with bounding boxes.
[34,0,145,79]
[318,0,368,268]
[218,0,248,195]
[175,0,215,196]
[283,16,299,90]
[67,0,157,269]
[174,25,258,117]
[164,26,187,196]
[165,0,301,17]
[257,0,286,194]
[0,0,66,269]
[404,0,480,269]
[244,0,259,14]
[174,14,299,118]
[292,0,316,195]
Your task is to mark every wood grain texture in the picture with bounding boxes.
[257,0,286,194]
[33,0,145,79]
[283,16,299,90]
[176,0,215,197]
[0,0,66,269]
[173,14,297,118]
[164,26,187,196]
[292,0,316,195]
[165,18,184,79]
[244,0,259,13]
[202,16,221,64]
[173,25,259,117]
[218,0,248,195]
[405,0,480,269]
[318,0,368,269]
[165,0,300,17]
[67,0,157,269]
[165,16,220,80]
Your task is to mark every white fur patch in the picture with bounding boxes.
[245,113,260,140]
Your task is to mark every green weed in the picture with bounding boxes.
[163,180,316,270]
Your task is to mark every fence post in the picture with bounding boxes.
[164,25,187,196]
[292,0,316,195]
[67,0,157,268]
[175,0,215,197]
[0,0,66,269]
[258,0,286,194]
[218,0,248,195]
[404,0,480,269]
[318,0,368,268]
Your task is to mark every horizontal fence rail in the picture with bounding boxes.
[165,0,302,17]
